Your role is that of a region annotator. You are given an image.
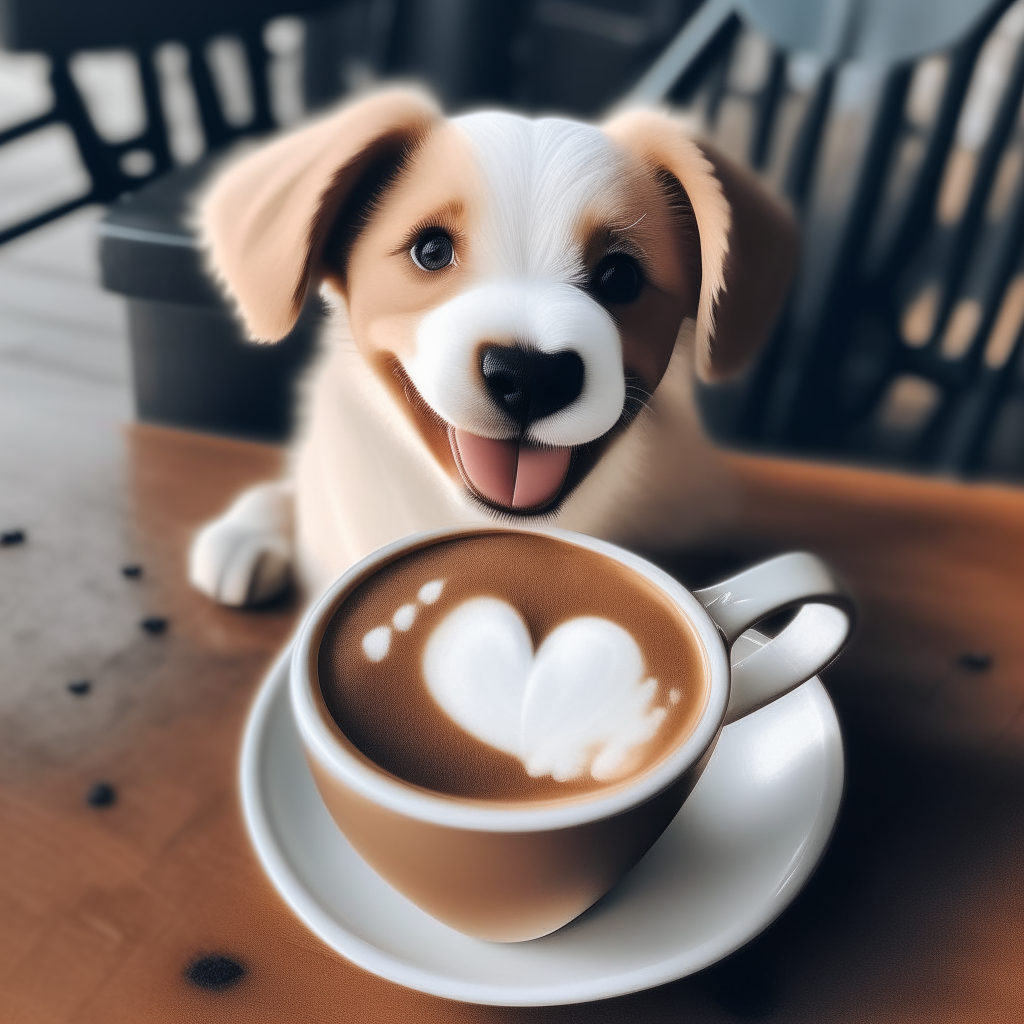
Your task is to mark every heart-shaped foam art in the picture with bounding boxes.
[423,597,667,782]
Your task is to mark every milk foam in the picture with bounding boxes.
[361,579,445,662]
[422,597,667,782]
[361,626,392,662]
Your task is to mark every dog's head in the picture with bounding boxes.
[203,89,796,515]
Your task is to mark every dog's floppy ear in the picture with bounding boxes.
[604,109,798,381]
[201,88,441,342]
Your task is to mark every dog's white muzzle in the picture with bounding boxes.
[407,281,625,447]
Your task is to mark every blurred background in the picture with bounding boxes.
[2,0,1024,478]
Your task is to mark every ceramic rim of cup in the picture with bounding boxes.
[290,524,731,833]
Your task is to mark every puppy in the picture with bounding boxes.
[188,88,797,607]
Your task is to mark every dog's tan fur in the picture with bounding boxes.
[190,88,798,605]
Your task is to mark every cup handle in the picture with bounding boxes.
[693,552,853,724]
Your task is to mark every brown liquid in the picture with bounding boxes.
[317,532,709,803]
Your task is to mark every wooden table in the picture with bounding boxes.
[2,407,1023,1022]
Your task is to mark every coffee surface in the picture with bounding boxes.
[317,532,709,803]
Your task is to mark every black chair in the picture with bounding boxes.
[625,0,1024,480]
[0,0,357,241]
[0,0,378,439]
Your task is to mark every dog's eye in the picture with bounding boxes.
[411,231,455,272]
[592,253,644,304]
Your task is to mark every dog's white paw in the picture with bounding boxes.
[189,481,295,607]
[189,521,292,606]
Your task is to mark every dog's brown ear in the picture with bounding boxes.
[201,88,441,342]
[604,109,798,381]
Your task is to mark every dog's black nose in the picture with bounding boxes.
[481,346,585,426]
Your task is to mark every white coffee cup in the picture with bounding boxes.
[290,526,852,942]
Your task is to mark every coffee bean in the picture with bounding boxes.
[957,651,992,671]
[1,529,25,546]
[67,680,92,696]
[121,564,143,578]
[140,616,168,635]
[86,782,116,808]
[185,955,245,991]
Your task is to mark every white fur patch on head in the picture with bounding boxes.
[409,281,624,446]
[453,112,627,281]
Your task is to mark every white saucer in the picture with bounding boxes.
[239,639,844,1007]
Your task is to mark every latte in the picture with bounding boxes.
[317,531,709,803]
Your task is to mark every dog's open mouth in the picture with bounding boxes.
[449,428,572,512]
[386,359,647,517]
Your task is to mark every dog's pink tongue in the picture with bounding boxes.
[452,431,517,507]
[512,445,572,509]
[452,429,571,510]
